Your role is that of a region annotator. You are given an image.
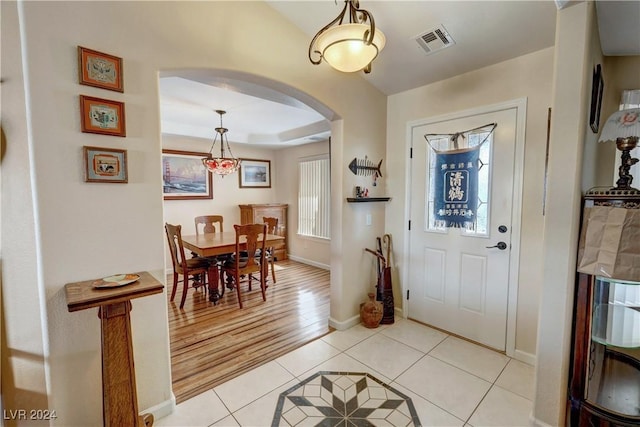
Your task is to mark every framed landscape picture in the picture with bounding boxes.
[83,146,127,183]
[162,149,213,200]
[80,95,126,137]
[78,46,124,92]
[239,158,271,188]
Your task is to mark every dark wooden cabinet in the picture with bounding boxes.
[568,191,640,426]
[239,203,288,260]
[569,273,640,426]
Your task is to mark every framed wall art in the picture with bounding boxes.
[589,64,604,134]
[83,146,127,183]
[78,46,123,92]
[239,158,271,188]
[80,95,126,137]
[162,149,213,200]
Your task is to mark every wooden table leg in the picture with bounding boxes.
[99,302,153,427]
[263,261,269,289]
[208,265,220,303]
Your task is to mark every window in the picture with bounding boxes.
[426,130,493,235]
[298,155,330,239]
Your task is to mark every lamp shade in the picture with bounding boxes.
[598,108,640,143]
[202,157,241,175]
[314,23,386,73]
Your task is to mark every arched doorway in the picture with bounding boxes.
[158,69,339,402]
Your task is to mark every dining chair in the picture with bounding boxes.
[194,215,224,234]
[220,223,267,309]
[165,222,212,309]
[194,215,229,284]
[262,216,279,284]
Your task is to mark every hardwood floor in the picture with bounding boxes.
[167,259,331,403]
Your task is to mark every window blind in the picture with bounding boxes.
[298,156,330,239]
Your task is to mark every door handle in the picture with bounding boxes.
[486,242,508,250]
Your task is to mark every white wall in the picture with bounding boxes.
[275,140,331,268]
[0,2,50,416]
[386,47,554,359]
[533,3,596,425]
[580,7,607,193]
[1,2,386,425]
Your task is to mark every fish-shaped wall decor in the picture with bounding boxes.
[348,156,383,177]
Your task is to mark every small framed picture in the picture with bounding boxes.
[78,46,123,92]
[239,159,271,188]
[162,149,213,200]
[83,146,127,183]
[80,95,126,137]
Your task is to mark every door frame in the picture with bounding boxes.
[402,98,527,359]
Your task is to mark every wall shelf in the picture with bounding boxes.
[346,197,391,203]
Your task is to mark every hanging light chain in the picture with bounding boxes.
[308,0,383,74]
[202,109,241,176]
[309,1,376,64]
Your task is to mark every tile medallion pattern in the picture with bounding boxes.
[272,371,420,426]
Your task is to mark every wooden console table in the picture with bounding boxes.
[65,271,163,427]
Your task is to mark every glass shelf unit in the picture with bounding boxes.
[568,193,640,426]
[585,276,640,419]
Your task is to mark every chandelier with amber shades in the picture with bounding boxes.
[202,110,241,176]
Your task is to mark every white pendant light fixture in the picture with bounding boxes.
[202,110,241,176]
[309,0,385,74]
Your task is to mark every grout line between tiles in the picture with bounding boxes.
[207,321,528,427]
[463,360,514,425]
[389,377,466,426]
[211,388,233,423]
[378,325,450,354]
[464,383,493,425]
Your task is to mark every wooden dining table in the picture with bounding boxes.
[181,231,285,303]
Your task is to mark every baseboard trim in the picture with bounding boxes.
[328,314,361,331]
[329,307,404,331]
[529,413,555,427]
[286,255,330,270]
[141,394,175,422]
[514,349,536,366]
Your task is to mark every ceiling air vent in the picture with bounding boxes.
[415,25,455,55]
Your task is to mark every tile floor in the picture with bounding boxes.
[155,318,535,427]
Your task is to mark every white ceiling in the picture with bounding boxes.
[160,76,330,148]
[267,0,559,95]
[160,0,639,148]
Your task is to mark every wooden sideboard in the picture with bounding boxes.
[239,203,288,260]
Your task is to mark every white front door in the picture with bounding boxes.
[407,103,522,351]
